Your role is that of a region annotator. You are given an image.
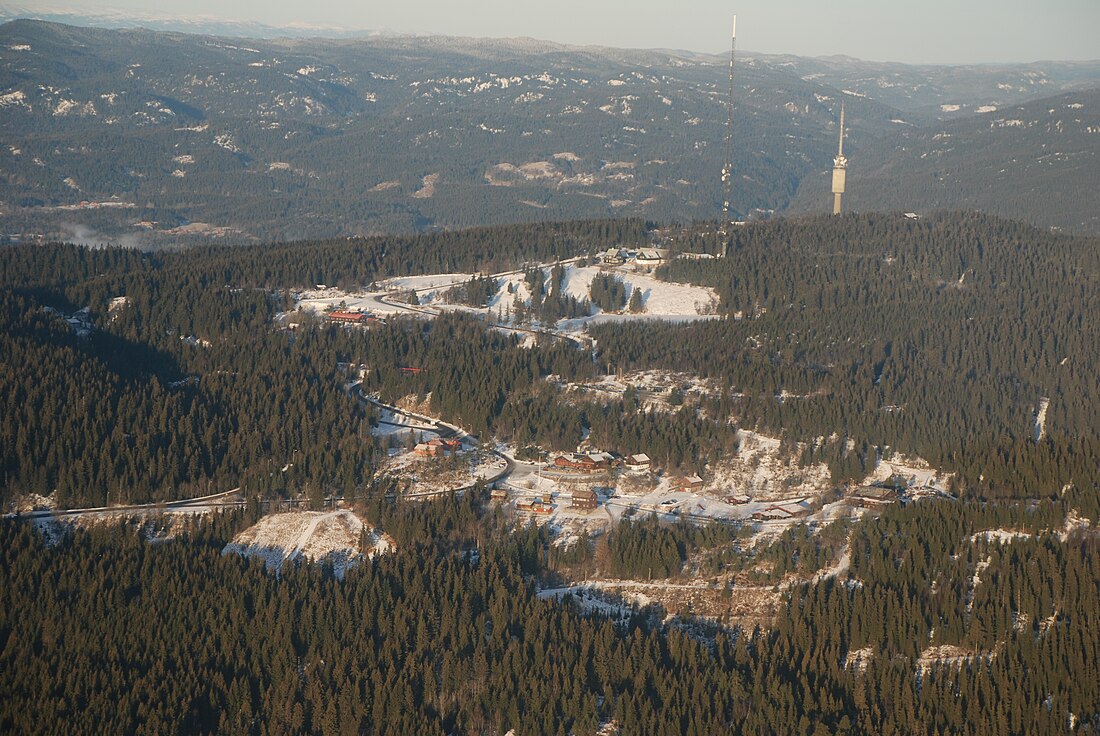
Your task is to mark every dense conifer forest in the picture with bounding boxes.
[2,212,1099,733]
[2,495,1098,734]
[607,212,1100,497]
[0,220,636,506]
[4,212,1100,503]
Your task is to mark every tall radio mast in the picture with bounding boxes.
[720,15,736,256]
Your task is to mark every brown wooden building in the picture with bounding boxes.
[571,488,598,511]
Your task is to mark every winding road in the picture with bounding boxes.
[356,388,517,494]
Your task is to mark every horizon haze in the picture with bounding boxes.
[2,0,1098,65]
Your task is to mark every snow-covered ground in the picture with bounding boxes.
[292,260,720,340]
[844,646,874,672]
[223,509,391,579]
[710,430,835,501]
[551,369,721,413]
[7,492,58,514]
[970,529,1032,544]
[863,453,954,496]
[1034,397,1050,442]
[553,263,719,323]
[371,408,441,446]
[918,644,996,672]
[382,445,501,495]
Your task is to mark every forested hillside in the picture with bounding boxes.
[0,220,635,507]
[2,491,1098,734]
[614,212,1100,496]
[789,89,1100,233]
[3,212,1100,733]
[2,19,1098,243]
[4,213,1099,507]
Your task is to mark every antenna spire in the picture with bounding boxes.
[720,14,737,256]
[837,101,846,157]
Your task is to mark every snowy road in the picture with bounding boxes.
[8,487,243,521]
[357,390,517,492]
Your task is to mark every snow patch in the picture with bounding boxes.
[213,134,240,153]
[223,510,391,579]
[411,173,440,199]
[1034,397,1050,442]
[0,89,29,108]
[970,529,1031,544]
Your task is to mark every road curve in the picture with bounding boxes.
[357,389,516,492]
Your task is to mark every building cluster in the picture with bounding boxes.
[516,499,553,514]
[552,451,616,473]
[509,487,601,514]
[598,247,671,270]
[413,438,463,457]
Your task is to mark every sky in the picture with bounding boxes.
[10,0,1100,64]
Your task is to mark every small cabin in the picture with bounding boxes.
[671,474,704,492]
[600,248,626,265]
[571,488,598,511]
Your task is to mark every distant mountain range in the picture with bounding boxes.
[1,18,1098,244]
[0,6,374,40]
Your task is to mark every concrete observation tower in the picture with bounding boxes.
[831,102,847,215]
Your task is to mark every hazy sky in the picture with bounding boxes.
[20,0,1100,64]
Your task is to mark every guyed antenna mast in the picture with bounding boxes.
[720,15,737,256]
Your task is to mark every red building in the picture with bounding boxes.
[327,311,367,324]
